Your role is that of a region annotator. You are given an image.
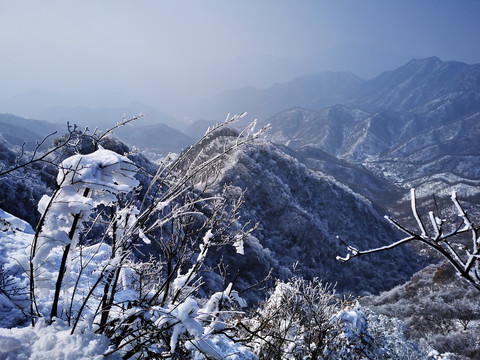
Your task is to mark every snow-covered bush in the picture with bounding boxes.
[240,277,341,359]
[232,276,427,359]
[0,114,271,359]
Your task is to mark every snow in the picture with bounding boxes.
[233,234,245,255]
[29,149,143,306]
[410,188,428,238]
[0,319,116,360]
[58,148,139,195]
[0,209,34,234]
[0,134,443,358]
[0,144,263,358]
[0,193,431,359]
[336,303,366,339]
[0,212,33,327]
[0,210,118,359]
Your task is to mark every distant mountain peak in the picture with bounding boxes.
[406,56,443,66]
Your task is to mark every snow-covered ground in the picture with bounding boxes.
[0,208,116,359]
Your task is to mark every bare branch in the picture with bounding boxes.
[337,189,480,291]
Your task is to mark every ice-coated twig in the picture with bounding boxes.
[337,190,480,291]
[410,188,427,238]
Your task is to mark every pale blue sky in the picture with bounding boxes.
[1,0,480,109]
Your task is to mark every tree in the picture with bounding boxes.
[338,188,480,292]
[238,277,343,359]
[1,113,274,358]
[232,275,425,359]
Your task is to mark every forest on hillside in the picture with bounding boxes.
[0,111,479,359]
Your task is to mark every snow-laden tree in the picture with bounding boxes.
[0,114,271,359]
[231,276,426,359]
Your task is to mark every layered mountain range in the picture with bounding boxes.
[198,56,480,119]
[1,57,477,359]
[1,56,479,297]
[241,57,480,216]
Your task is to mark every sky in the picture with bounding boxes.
[1,0,480,114]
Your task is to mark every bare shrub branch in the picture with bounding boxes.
[338,188,480,291]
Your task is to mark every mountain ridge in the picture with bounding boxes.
[190,57,480,125]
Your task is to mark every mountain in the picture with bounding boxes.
[193,71,363,121]
[2,57,478,295]
[265,109,480,210]
[0,113,62,150]
[259,58,480,220]
[32,104,185,131]
[352,57,480,113]
[0,112,194,156]
[265,105,370,154]
[196,56,480,120]
[185,118,223,140]
[0,123,422,303]
[114,122,194,154]
[0,137,430,360]
[277,144,403,211]
[200,136,423,299]
[0,90,188,131]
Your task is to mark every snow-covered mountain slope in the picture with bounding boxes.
[352,57,477,112]
[0,113,61,150]
[362,261,480,359]
[261,57,480,215]
[206,139,423,297]
[279,145,403,211]
[265,105,369,155]
[266,106,480,210]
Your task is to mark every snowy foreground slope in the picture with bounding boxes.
[0,209,113,358]
[0,189,431,359]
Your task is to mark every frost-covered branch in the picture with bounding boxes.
[0,115,144,179]
[0,131,59,177]
[336,234,416,262]
[337,189,480,291]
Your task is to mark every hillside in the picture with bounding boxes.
[253,58,480,221]
[362,261,480,359]
[191,134,424,299]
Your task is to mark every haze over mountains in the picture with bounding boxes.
[2,56,479,214]
[196,56,479,120]
[257,57,480,210]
